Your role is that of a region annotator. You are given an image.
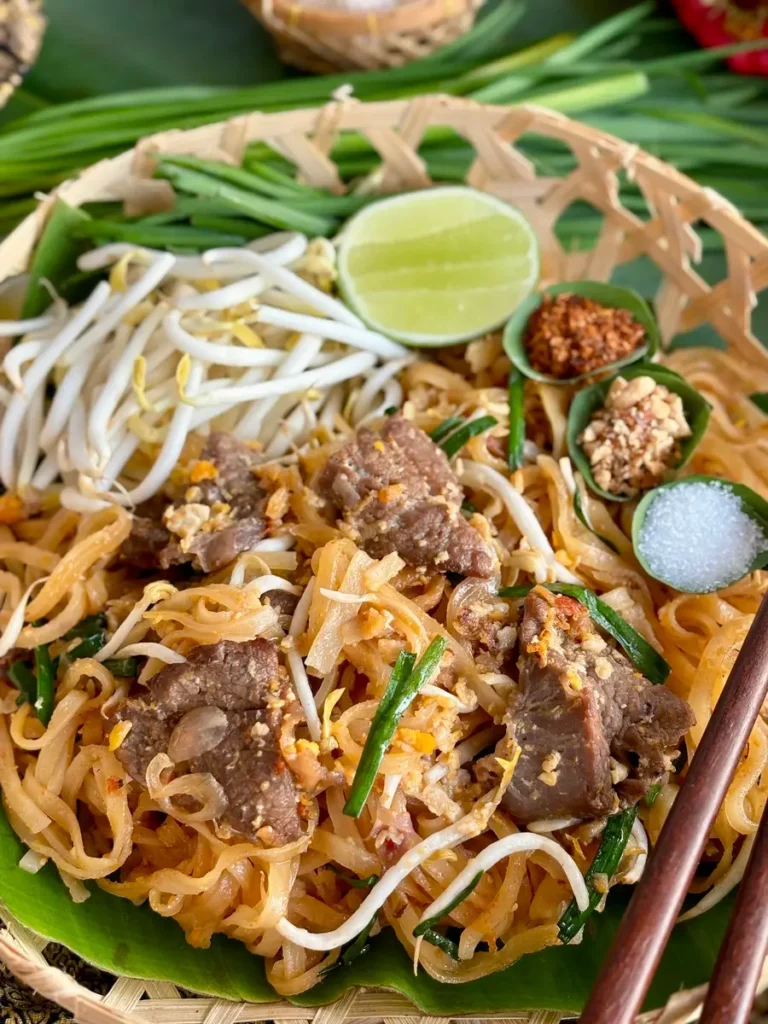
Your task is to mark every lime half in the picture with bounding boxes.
[337,187,539,347]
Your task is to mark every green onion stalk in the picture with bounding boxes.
[3,2,768,242]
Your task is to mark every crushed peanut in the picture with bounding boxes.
[578,375,691,498]
[525,293,646,379]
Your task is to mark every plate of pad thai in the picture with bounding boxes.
[0,99,767,1019]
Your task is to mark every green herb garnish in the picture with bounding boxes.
[507,369,525,471]
[344,639,446,818]
[319,915,377,975]
[63,614,107,640]
[558,806,638,943]
[9,661,37,708]
[440,416,498,459]
[328,865,379,889]
[429,416,464,444]
[103,657,140,678]
[413,872,482,937]
[32,644,55,726]
[422,929,460,960]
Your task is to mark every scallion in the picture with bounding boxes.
[344,640,446,818]
[422,929,460,960]
[558,805,637,943]
[63,614,107,640]
[33,644,55,726]
[440,416,498,459]
[429,415,464,444]
[103,657,140,678]
[328,865,379,889]
[507,369,525,471]
[9,660,36,708]
[413,872,482,937]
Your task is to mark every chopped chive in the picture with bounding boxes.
[497,582,670,685]
[413,872,482,937]
[67,632,107,661]
[319,915,377,975]
[63,614,107,640]
[461,500,477,516]
[507,370,525,471]
[440,415,498,459]
[558,805,638,943]
[429,415,464,444]
[383,405,397,416]
[103,657,139,677]
[422,929,460,960]
[750,392,768,415]
[328,865,379,889]
[344,639,446,818]
[9,661,36,707]
[33,644,55,726]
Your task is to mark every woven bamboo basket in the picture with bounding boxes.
[1,95,768,1024]
[242,0,484,72]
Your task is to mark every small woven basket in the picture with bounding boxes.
[0,0,45,108]
[242,0,483,72]
[1,94,768,1024]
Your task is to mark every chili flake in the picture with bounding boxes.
[525,293,646,379]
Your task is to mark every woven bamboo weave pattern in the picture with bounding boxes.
[0,95,767,1024]
[242,0,483,73]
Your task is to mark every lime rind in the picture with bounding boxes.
[337,186,540,347]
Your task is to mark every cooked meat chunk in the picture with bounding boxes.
[453,598,517,672]
[119,433,266,574]
[317,416,495,577]
[501,587,693,823]
[109,639,302,846]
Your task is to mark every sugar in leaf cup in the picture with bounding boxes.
[633,476,768,593]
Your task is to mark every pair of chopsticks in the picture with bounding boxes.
[581,593,768,1024]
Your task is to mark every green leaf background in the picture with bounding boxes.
[0,0,762,1013]
[0,803,738,1013]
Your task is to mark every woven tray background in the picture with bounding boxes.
[1,95,768,1024]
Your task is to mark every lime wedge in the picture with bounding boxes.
[337,187,539,347]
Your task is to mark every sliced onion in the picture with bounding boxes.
[167,706,229,763]
[146,751,229,822]
[446,576,498,645]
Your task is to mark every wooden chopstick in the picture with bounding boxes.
[699,799,768,1024]
[580,593,768,1024]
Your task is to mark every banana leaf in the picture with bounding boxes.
[0,804,738,1013]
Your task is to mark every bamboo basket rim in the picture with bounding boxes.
[252,0,478,39]
[1,94,768,1024]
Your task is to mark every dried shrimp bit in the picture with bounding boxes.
[525,293,646,379]
[579,375,690,499]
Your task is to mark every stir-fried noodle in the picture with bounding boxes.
[0,237,766,993]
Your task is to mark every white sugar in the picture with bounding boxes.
[637,480,767,593]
